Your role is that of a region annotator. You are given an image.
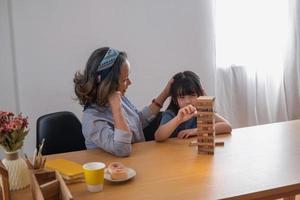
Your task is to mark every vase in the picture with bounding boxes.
[1,150,30,191]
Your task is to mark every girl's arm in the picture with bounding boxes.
[155,105,197,142]
[177,128,198,139]
[214,113,232,134]
[154,116,182,141]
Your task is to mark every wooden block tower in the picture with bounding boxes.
[195,96,215,155]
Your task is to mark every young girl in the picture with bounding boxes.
[154,71,232,142]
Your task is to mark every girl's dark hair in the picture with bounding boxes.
[167,71,204,114]
[74,47,127,107]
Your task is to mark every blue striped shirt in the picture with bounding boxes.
[82,96,155,157]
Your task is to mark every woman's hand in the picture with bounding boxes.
[109,91,122,112]
[149,78,174,115]
[175,105,197,124]
[177,128,198,139]
[162,78,174,97]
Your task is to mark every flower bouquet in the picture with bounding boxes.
[0,111,29,152]
[0,111,30,190]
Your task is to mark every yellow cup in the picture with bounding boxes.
[83,162,106,192]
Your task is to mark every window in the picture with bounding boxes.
[215,0,289,73]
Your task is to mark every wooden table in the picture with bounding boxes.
[11,120,300,199]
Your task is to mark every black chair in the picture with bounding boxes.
[36,111,86,155]
[143,112,163,141]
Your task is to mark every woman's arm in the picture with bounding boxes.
[109,91,131,134]
[135,78,172,128]
[87,121,132,157]
[148,78,173,115]
[82,109,133,157]
[214,113,232,134]
[92,91,132,157]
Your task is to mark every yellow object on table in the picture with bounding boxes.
[45,159,84,180]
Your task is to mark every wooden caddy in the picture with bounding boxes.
[30,170,73,200]
[195,96,216,155]
[0,161,10,200]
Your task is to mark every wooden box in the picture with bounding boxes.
[30,170,73,200]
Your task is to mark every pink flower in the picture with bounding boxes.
[0,111,29,152]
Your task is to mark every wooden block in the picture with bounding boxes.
[198,126,214,130]
[195,104,213,108]
[196,103,214,108]
[197,121,212,124]
[197,129,214,133]
[198,137,214,141]
[197,115,215,120]
[197,116,215,120]
[195,105,214,109]
[193,141,225,147]
[198,131,214,135]
[199,144,214,148]
[198,127,214,132]
[196,96,215,102]
[198,149,214,154]
[197,126,215,130]
[196,112,214,116]
[197,119,215,124]
[190,141,224,148]
[215,142,225,146]
[195,107,214,112]
[198,142,215,147]
[198,140,214,144]
[199,143,214,147]
[198,147,214,151]
[198,136,214,140]
[189,140,198,146]
[198,124,214,128]
[198,139,214,143]
[198,130,213,134]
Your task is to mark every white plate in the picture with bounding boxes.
[104,168,136,182]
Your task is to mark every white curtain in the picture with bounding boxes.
[214,0,300,128]
[283,0,300,121]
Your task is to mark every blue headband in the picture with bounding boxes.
[96,48,119,83]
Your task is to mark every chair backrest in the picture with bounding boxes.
[143,112,163,141]
[36,111,86,155]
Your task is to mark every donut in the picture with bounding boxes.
[107,162,128,180]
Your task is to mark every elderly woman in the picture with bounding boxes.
[74,47,171,157]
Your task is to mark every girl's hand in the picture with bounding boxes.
[177,128,198,139]
[176,105,197,124]
[109,91,122,112]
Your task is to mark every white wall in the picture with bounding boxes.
[0,0,215,155]
[0,0,18,113]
